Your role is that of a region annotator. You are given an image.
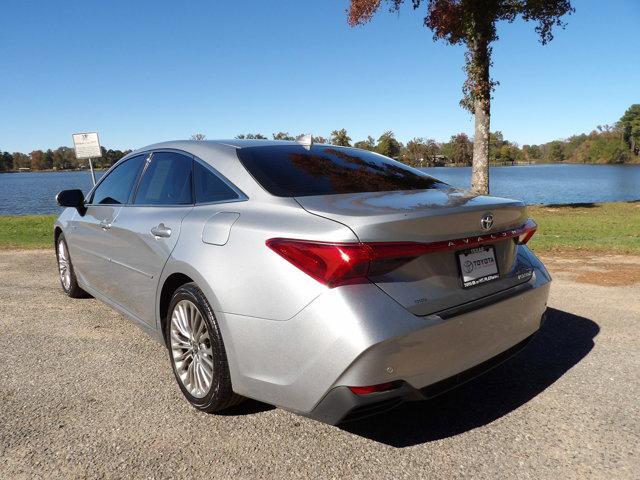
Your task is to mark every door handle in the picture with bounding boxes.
[99,220,112,230]
[151,223,172,238]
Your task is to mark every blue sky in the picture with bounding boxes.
[1,0,638,153]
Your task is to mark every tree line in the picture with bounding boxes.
[1,105,637,173]
[0,146,132,172]
[229,104,640,167]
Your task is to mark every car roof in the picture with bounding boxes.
[121,139,330,203]
[134,139,313,152]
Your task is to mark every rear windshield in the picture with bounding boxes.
[237,145,447,197]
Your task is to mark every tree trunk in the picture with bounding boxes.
[471,97,490,194]
[470,36,491,195]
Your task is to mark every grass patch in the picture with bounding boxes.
[0,215,56,249]
[528,202,640,254]
[0,202,638,254]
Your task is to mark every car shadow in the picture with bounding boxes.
[220,398,276,416]
[341,308,599,448]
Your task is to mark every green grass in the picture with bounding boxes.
[528,202,640,254]
[1,202,639,254]
[0,215,56,249]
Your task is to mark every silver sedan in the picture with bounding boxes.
[54,139,550,424]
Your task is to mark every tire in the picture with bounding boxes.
[166,282,243,412]
[56,233,89,298]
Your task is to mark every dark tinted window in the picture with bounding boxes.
[237,145,447,197]
[91,155,145,205]
[194,161,238,204]
[134,152,193,206]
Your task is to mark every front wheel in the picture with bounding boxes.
[166,283,243,412]
[56,233,89,298]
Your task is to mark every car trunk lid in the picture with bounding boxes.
[295,189,535,315]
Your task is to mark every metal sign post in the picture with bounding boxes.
[72,132,102,186]
[87,158,97,185]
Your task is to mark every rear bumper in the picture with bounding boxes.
[308,322,542,424]
[304,280,550,424]
[220,259,550,421]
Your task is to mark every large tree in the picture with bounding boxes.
[348,0,574,194]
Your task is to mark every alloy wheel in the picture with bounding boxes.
[57,240,71,291]
[170,300,214,399]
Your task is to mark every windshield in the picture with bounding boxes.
[237,145,448,197]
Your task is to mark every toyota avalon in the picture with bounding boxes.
[54,139,550,424]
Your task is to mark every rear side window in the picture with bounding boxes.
[91,155,145,205]
[237,145,447,197]
[134,152,193,206]
[194,161,239,204]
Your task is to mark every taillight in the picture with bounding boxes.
[516,219,537,245]
[267,219,538,288]
[265,239,373,288]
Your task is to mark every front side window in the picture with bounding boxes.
[194,161,239,204]
[237,145,448,197]
[91,155,145,205]
[134,152,193,206]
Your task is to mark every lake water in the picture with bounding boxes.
[422,164,640,205]
[0,164,638,215]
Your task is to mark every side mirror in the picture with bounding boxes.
[56,189,86,216]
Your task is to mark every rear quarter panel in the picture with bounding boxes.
[165,197,359,321]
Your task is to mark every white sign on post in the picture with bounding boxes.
[72,132,102,159]
[72,132,102,185]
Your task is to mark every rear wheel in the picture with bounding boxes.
[166,283,243,412]
[56,233,89,298]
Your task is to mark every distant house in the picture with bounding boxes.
[18,167,30,172]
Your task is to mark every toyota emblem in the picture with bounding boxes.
[480,213,494,231]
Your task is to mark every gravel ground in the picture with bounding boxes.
[0,250,638,479]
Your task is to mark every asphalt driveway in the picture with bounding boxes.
[0,250,638,479]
